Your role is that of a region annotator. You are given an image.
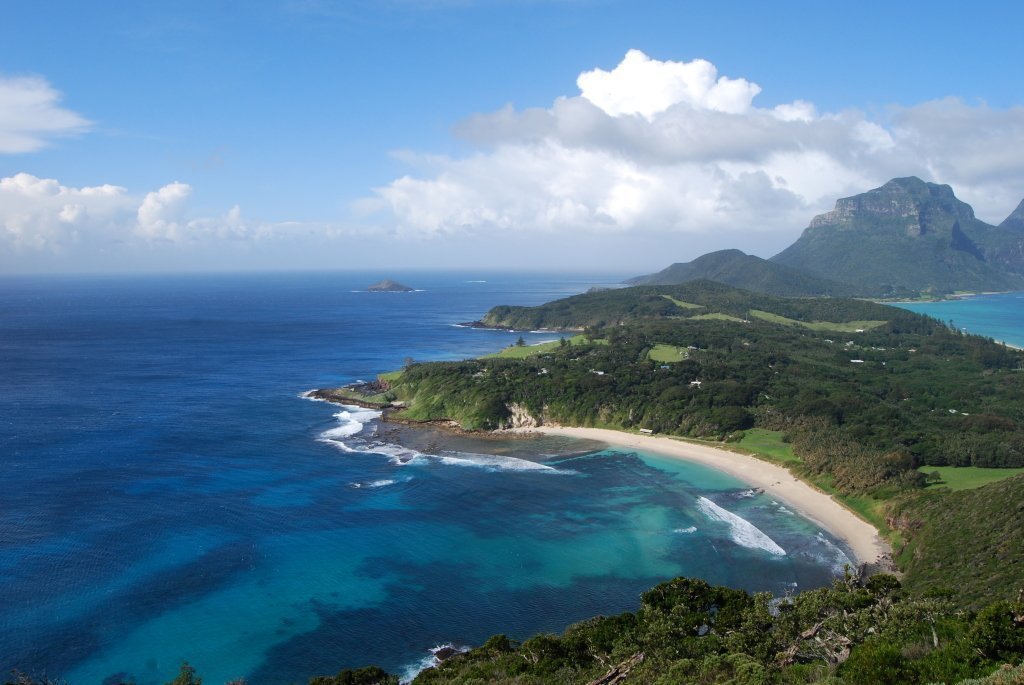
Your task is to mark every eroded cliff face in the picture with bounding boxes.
[501,402,538,429]
[772,177,1024,293]
[806,177,975,238]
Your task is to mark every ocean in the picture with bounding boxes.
[1,271,858,685]
[894,291,1024,348]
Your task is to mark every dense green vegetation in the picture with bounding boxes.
[887,475,1024,609]
[479,280,905,330]
[398,282,1024,476]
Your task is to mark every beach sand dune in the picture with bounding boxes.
[510,426,890,568]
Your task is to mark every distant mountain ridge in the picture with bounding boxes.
[771,177,1024,295]
[630,177,1024,297]
[625,248,856,297]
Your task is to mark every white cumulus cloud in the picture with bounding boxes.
[0,174,259,254]
[366,50,1024,248]
[577,49,762,118]
[0,75,91,153]
[0,173,131,249]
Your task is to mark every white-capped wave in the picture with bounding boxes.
[773,503,794,515]
[350,479,398,489]
[814,532,855,575]
[300,390,332,402]
[697,497,786,556]
[400,644,467,684]
[321,408,383,439]
[312,402,567,474]
[436,451,566,473]
[674,526,698,534]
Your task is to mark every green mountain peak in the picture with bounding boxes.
[626,248,854,297]
[772,177,1024,295]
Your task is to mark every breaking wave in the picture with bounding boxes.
[308,399,567,474]
[349,479,400,489]
[697,497,786,556]
[814,532,855,575]
[400,644,468,684]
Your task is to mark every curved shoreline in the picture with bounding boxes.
[509,426,891,569]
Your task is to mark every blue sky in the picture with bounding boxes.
[3,0,1023,273]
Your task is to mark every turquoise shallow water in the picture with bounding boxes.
[895,291,1024,347]
[0,272,852,685]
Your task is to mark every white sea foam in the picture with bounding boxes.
[771,501,795,515]
[312,402,567,474]
[814,532,855,575]
[321,408,383,439]
[674,526,698,534]
[697,497,786,556]
[436,450,565,473]
[400,644,467,684]
[300,390,332,402]
[350,479,397,489]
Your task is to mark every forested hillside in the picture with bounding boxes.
[479,280,902,330]
[397,284,1024,476]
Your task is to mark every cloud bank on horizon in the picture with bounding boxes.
[364,49,1024,239]
[2,50,1024,269]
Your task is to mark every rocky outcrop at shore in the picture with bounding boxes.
[501,402,538,429]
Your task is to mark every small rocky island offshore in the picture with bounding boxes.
[366,279,415,292]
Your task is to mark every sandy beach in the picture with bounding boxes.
[511,426,890,567]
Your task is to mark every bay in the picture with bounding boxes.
[1,271,852,685]
[894,291,1024,348]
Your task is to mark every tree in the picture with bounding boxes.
[516,336,526,347]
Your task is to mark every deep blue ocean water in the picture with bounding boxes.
[1,272,858,685]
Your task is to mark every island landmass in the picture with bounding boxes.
[366,279,416,292]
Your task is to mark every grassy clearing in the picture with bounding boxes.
[737,429,800,463]
[661,294,703,309]
[691,312,747,322]
[918,465,1024,491]
[378,369,405,383]
[484,334,591,359]
[648,344,688,363]
[748,309,887,332]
